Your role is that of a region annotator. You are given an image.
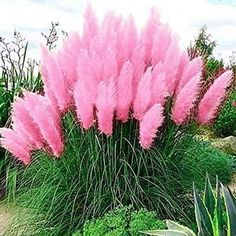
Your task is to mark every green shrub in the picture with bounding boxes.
[73,206,166,236]
[213,89,236,137]
[181,137,235,189]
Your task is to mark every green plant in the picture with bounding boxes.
[73,206,166,236]
[6,112,200,236]
[142,176,236,236]
[181,138,235,189]
[213,88,236,137]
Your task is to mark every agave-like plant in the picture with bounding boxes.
[142,175,236,236]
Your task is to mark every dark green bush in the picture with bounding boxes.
[73,206,166,236]
[181,137,235,189]
[212,89,236,137]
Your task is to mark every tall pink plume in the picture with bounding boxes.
[40,46,70,111]
[176,56,202,94]
[116,61,133,122]
[11,96,44,149]
[117,15,137,68]
[198,70,232,125]
[133,67,153,120]
[83,4,99,48]
[139,103,164,149]
[103,48,118,81]
[46,52,70,111]
[74,79,95,129]
[172,73,201,125]
[151,62,169,106]
[151,23,172,65]
[40,45,58,109]
[96,78,117,135]
[142,7,160,63]
[77,49,97,103]
[162,37,181,95]
[28,94,64,157]
[131,43,145,97]
[0,128,31,165]
[57,32,81,90]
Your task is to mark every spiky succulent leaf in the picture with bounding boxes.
[215,177,225,236]
[167,220,196,236]
[193,183,213,236]
[221,184,236,236]
[141,229,189,236]
[204,175,215,219]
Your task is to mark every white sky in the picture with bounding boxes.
[0,0,235,63]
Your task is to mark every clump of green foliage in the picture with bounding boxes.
[213,89,236,137]
[181,137,235,189]
[5,110,235,236]
[73,206,166,236]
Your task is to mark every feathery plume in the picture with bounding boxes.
[139,104,164,149]
[198,70,232,125]
[116,61,133,122]
[151,62,169,106]
[133,67,153,120]
[176,56,202,94]
[96,78,117,135]
[0,128,31,165]
[74,79,95,129]
[172,73,201,125]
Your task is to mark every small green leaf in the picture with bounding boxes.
[221,184,236,236]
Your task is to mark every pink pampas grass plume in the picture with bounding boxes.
[151,62,169,106]
[142,7,160,63]
[151,23,172,65]
[40,46,70,111]
[57,32,81,90]
[139,103,164,149]
[172,73,201,125]
[0,128,31,165]
[28,94,64,157]
[96,78,117,135]
[83,4,99,48]
[176,56,202,94]
[116,61,133,122]
[11,97,44,149]
[117,15,137,68]
[133,67,153,120]
[163,37,181,95]
[103,48,118,81]
[198,70,233,125]
[131,43,145,94]
[77,49,97,103]
[74,79,95,129]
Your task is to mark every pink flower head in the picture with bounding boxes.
[151,62,169,106]
[116,61,133,122]
[27,94,64,157]
[198,70,232,125]
[0,128,31,165]
[74,79,95,129]
[139,103,164,149]
[176,56,203,94]
[172,73,201,125]
[96,78,117,135]
[133,67,153,120]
